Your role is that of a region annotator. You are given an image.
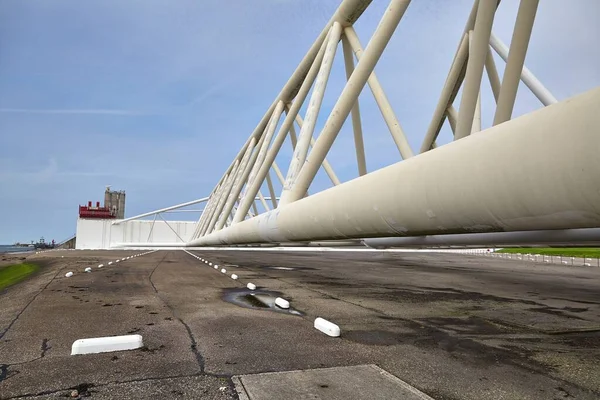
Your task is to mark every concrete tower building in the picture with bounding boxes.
[104,186,126,219]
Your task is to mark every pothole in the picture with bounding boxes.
[222,288,303,316]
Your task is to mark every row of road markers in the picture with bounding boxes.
[182,250,341,337]
[484,251,600,267]
[63,250,157,278]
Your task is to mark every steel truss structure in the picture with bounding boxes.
[118,0,600,249]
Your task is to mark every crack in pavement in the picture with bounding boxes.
[148,251,206,372]
[2,372,203,399]
[152,251,240,399]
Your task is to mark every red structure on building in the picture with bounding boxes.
[78,201,116,219]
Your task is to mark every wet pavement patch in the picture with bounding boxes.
[222,288,303,316]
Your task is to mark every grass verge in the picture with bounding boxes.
[497,248,600,259]
[0,263,40,291]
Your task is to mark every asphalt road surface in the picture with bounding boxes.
[0,249,599,399]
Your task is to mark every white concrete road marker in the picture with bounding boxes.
[65,272,74,278]
[209,262,213,266]
[314,317,341,337]
[84,267,92,273]
[247,283,256,290]
[98,264,104,268]
[116,260,120,263]
[71,334,144,355]
[221,268,227,274]
[214,266,219,269]
[275,297,290,309]
[108,262,113,265]
[231,274,238,280]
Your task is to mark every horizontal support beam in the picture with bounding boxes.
[114,196,279,224]
[114,197,210,224]
[188,88,600,246]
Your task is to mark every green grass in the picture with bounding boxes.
[497,248,600,259]
[0,263,39,291]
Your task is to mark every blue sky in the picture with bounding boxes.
[0,0,598,244]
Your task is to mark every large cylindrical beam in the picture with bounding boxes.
[188,88,600,246]
[363,228,600,248]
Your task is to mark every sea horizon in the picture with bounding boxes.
[0,244,35,254]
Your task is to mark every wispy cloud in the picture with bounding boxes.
[0,108,143,116]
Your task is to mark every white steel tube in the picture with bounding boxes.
[282,22,343,205]
[420,33,469,152]
[266,172,278,208]
[493,0,540,125]
[232,38,330,224]
[281,0,412,205]
[199,178,230,237]
[158,214,185,243]
[490,32,557,106]
[343,26,413,160]
[446,105,458,135]
[294,113,341,186]
[258,191,270,211]
[419,0,481,153]
[216,119,277,231]
[485,46,501,102]
[455,0,497,140]
[189,88,600,245]
[240,101,285,202]
[114,197,210,225]
[272,162,285,186]
[311,137,341,186]
[342,34,367,175]
[289,121,298,149]
[203,0,374,222]
[467,30,482,134]
[204,154,245,235]
[472,91,482,134]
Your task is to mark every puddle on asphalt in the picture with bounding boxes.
[258,265,316,271]
[222,288,303,316]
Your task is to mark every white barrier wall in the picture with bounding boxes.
[76,218,196,249]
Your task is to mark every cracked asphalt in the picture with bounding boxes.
[0,249,599,399]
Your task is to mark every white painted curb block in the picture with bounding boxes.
[231,274,238,280]
[98,264,104,268]
[247,283,256,290]
[116,260,120,263]
[209,262,213,266]
[275,297,290,309]
[214,266,218,269]
[221,268,227,274]
[71,334,144,355]
[84,267,92,273]
[314,317,341,337]
[65,272,74,278]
